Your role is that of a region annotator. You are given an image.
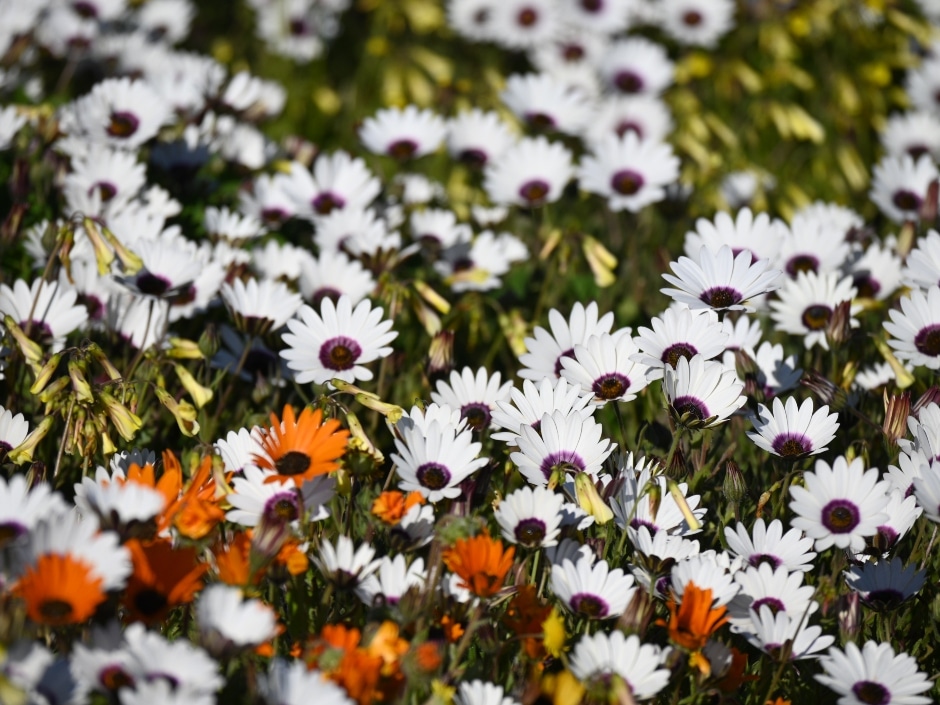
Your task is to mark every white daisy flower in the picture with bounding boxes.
[484,135,574,208]
[662,245,782,312]
[870,153,939,224]
[494,485,565,548]
[789,455,891,553]
[886,450,930,498]
[577,132,680,212]
[633,306,728,380]
[299,250,376,308]
[123,623,223,697]
[568,632,670,699]
[447,0,500,42]
[902,229,940,291]
[901,402,940,460]
[0,278,88,349]
[73,473,166,538]
[739,604,834,660]
[116,238,203,301]
[355,555,426,606]
[769,270,858,350]
[502,72,592,136]
[430,366,513,433]
[240,172,299,226]
[870,488,922,555]
[745,341,802,396]
[598,37,674,96]
[196,584,279,656]
[226,466,332,527]
[561,332,651,405]
[260,659,353,705]
[776,212,852,278]
[657,0,736,48]
[551,555,636,619]
[282,151,381,219]
[747,396,839,458]
[670,551,741,607]
[884,285,940,370]
[815,641,932,705]
[913,460,940,523]
[410,208,473,249]
[62,144,147,217]
[724,518,816,573]
[881,110,940,161]
[0,105,27,150]
[558,0,632,33]
[790,200,863,240]
[455,680,519,705]
[490,377,594,446]
[392,420,488,502]
[360,105,446,160]
[905,54,940,115]
[0,475,67,548]
[518,301,615,381]
[629,526,701,591]
[684,207,788,263]
[396,403,466,437]
[612,458,705,536]
[0,406,30,462]
[119,679,214,705]
[435,231,528,293]
[313,208,402,258]
[313,535,380,588]
[215,426,265,474]
[728,563,818,628]
[221,277,303,336]
[280,295,398,386]
[511,410,614,487]
[844,240,903,301]
[845,557,926,611]
[491,0,561,50]
[662,354,746,429]
[204,206,265,242]
[583,94,674,147]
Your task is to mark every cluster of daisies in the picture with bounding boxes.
[3,0,940,704]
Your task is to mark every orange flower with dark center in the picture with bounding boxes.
[442,533,515,598]
[123,538,208,624]
[15,554,105,626]
[658,582,728,651]
[254,405,349,485]
[371,490,424,525]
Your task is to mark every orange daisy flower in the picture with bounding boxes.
[254,405,349,485]
[214,531,265,586]
[442,533,515,598]
[371,490,424,525]
[123,538,208,624]
[15,554,105,626]
[657,582,728,651]
[164,454,226,540]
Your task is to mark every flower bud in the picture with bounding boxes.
[426,330,454,379]
[353,392,403,423]
[4,315,43,372]
[68,359,94,403]
[29,352,62,395]
[722,460,748,504]
[82,217,116,275]
[872,336,915,390]
[825,299,853,348]
[101,225,143,274]
[667,479,702,532]
[801,370,848,411]
[573,472,614,524]
[412,280,451,314]
[882,391,911,446]
[155,387,200,437]
[7,417,54,464]
[198,324,221,359]
[582,235,617,288]
[838,591,860,643]
[86,343,122,381]
[98,390,143,441]
[174,364,213,408]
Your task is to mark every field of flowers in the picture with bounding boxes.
[2,0,940,703]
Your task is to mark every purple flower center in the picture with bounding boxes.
[553,348,576,377]
[801,304,832,331]
[891,189,921,213]
[700,286,742,309]
[748,554,781,570]
[526,112,556,131]
[820,499,860,534]
[514,518,547,546]
[610,170,644,196]
[852,273,880,299]
[135,272,172,297]
[0,521,27,549]
[107,111,140,139]
[851,681,889,705]
[319,336,362,371]
[579,0,602,12]
[569,593,609,618]
[313,192,345,215]
[592,373,629,401]
[289,17,312,36]
[416,462,451,490]
[263,490,302,523]
[72,1,98,18]
[461,402,492,432]
[91,181,118,202]
[863,589,904,610]
[561,44,585,62]
[683,10,703,26]
[243,348,279,380]
[914,324,940,357]
[614,71,644,94]
[459,148,488,168]
[786,254,819,277]
[615,120,643,139]
[518,179,551,205]
[540,450,585,480]
[751,596,785,615]
[671,395,708,421]
[661,342,697,367]
[311,287,343,309]
[516,7,538,26]
[387,140,418,160]
[771,433,812,457]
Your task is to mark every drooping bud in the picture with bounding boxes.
[155,387,200,437]
[68,359,94,403]
[100,224,143,274]
[426,330,454,379]
[7,417,54,465]
[346,411,384,464]
[98,390,143,441]
[29,353,62,395]
[167,337,204,360]
[174,364,213,408]
[801,370,849,411]
[413,280,451,314]
[82,217,116,275]
[667,479,702,532]
[4,315,43,372]
[86,343,122,381]
[353,391,404,423]
[574,472,614,524]
[582,235,618,288]
[872,336,915,390]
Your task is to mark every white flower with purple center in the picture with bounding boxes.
[815,641,932,705]
[518,301,615,382]
[632,306,728,381]
[739,604,834,661]
[359,105,446,161]
[599,37,674,96]
[280,295,397,387]
[723,518,817,573]
[355,555,426,607]
[884,285,940,370]
[568,632,670,700]
[661,245,782,312]
[560,332,651,405]
[789,455,891,553]
[870,153,939,224]
[662,354,745,429]
[845,557,926,612]
[683,207,787,263]
[490,377,594,446]
[313,535,380,589]
[392,420,488,502]
[225,466,325,528]
[768,270,858,350]
[494,485,565,548]
[430,366,512,433]
[728,563,818,629]
[511,409,614,487]
[901,229,940,291]
[612,458,705,536]
[446,109,516,169]
[747,396,839,459]
[670,551,741,607]
[483,135,574,208]
[912,460,940,524]
[550,555,636,619]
